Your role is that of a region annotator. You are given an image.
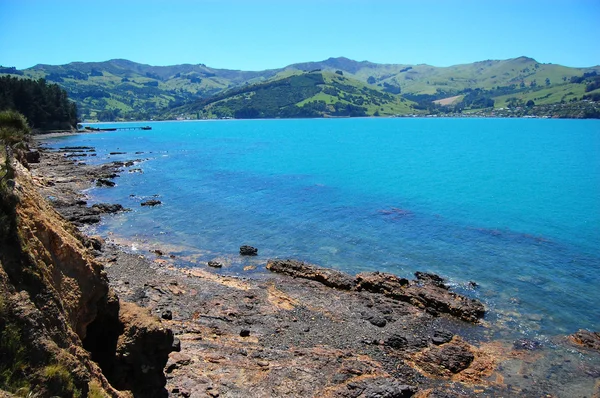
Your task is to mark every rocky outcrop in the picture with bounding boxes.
[0,157,173,397]
[239,245,258,256]
[266,259,355,290]
[267,259,485,322]
[569,330,600,352]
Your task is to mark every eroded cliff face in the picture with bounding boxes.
[0,159,172,397]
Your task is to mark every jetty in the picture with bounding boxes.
[83,126,152,132]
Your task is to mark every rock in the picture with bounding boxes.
[25,149,40,163]
[208,260,223,268]
[240,329,251,337]
[341,379,416,398]
[166,352,192,373]
[85,235,105,251]
[431,329,454,345]
[91,203,127,213]
[363,313,387,327]
[419,344,474,374]
[151,249,165,256]
[110,151,127,155]
[513,339,543,351]
[141,199,162,206]
[172,337,181,352]
[162,310,173,320]
[386,333,408,349]
[355,272,409,294]
[239,245,258,256]
[568,330,600,352]
[363,381,416,398]
[111,302,175,396]
[266,259,355,290]
[414,272,448,289]
[356,271,484,323]
[96,178,115,187]
[74,214,102,224]
[386,332,428,351]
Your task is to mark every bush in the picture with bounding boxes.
[0,110,29,146]
[0,299,30,394]
[42,364,81,397]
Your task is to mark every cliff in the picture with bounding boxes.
[0,153,173,397]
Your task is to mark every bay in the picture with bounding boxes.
[45,118,600,337]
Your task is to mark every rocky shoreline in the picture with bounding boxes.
[26,138,600,397]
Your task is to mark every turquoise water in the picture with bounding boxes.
[46,118,600,337]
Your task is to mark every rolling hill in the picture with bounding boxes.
[1,56,599,120]
[167,70,415,119]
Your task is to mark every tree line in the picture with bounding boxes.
[0,76,78,130]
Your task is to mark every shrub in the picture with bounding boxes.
[42,364,81,397]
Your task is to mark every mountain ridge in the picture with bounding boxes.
[2,56,599,120]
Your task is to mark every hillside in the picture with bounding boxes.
[8,59,280,121]
[168,70,415,118]
[1,56,599,120]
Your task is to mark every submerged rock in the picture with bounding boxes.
[141,199,162,207]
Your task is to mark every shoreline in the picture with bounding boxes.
[28,138,600,397]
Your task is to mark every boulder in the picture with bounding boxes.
[25,149,41,163]
[431,329,454,345]
[240,245,258,256]
[208,260,223,268]
[96,178,115,187]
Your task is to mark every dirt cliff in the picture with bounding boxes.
[0,155,173,397]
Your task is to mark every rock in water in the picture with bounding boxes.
[141,199,162,206]
[569,330,600,352]
[96,178,115,187]
[240,245,258,256]
[208,260,223,268]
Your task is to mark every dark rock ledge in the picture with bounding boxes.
[266,259,485,323]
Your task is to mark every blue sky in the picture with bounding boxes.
[1,0,599,70]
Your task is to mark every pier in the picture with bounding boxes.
[83,126,152,132]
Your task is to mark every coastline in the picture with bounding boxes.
[27,139,600,397]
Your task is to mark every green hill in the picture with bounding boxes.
[168,70,415,118]
[6,59,280,121]
[1,56,599,120]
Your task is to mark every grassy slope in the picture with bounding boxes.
[174,71,417,118]
[2,57,599,120]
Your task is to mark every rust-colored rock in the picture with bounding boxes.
[268,262,485,323]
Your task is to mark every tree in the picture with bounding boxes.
[367,76,376,85]
[545,78,550,86]
[0,110,30,183]
[526,100,535,107]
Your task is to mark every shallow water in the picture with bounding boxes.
[45,118,600,338]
